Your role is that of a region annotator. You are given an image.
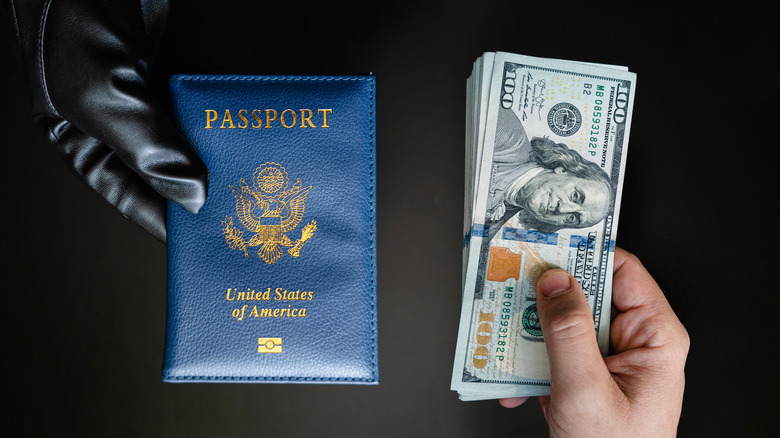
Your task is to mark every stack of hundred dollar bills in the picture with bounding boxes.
[451,52,636,401]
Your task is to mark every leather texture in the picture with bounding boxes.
[1,0,207,242]
[164,75,378,383]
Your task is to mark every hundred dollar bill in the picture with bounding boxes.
[463,52,495,290]
[452,52,636,400]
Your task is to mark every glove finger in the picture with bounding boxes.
[42,0,208,213]
[49,118,168,242]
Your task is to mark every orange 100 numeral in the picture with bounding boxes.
[472,311,494,369]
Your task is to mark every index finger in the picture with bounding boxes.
[611,247,668,313]
[609,247,690,362]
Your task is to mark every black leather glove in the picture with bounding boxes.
[2,0,208,242]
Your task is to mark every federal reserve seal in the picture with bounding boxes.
[521,304,543,338]
[547,102,582,137]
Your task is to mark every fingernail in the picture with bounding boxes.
[539,271,572,298]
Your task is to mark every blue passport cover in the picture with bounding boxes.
[163,75,377,383]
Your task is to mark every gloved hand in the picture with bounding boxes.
[2,0,208,242]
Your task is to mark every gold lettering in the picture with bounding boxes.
[265,109,277,128]
[205,109,218,129]
[318,109,332,128]
[237,109,249,129]
[227,287,313,318]
[207,109,329,130]
[300,109,315,128]
[251,110,263,128]
[221,109,235,129]
[280,109,296,128]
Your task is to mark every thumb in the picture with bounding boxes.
[536,269,612,397]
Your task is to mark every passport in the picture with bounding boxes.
[163,75,377,383]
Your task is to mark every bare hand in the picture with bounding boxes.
[500,247,689,438]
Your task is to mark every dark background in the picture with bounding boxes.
[2,1,777,436]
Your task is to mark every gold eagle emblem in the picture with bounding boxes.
[222,162,317,264]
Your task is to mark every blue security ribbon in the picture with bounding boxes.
[501,228,558,245]
[569,235,616,252]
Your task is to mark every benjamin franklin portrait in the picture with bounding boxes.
[485,108,614,240]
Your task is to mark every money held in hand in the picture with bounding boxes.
[451,52,636,401]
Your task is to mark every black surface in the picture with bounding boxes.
[2,1,777,436]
